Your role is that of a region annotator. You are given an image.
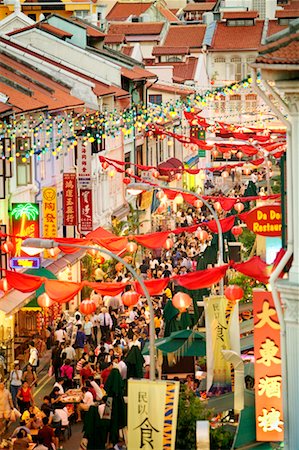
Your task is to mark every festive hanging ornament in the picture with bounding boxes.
[37,293,53,308]
[225,285,244,301]
[101,161,109,170]
[175,173,182,181]
[223,152,231,160]
[234,202,245,213]
[96,255,105,265]
[221,170,229,178]
[1,241,14,254]
[126,241,138,253]
[214,201,222,211]
[212,149,219,158]
[123,177,131,185]
[87,248,100,258]
[108,169,116,178]
[48,247,60,258]
[164,238,174,250]
[79,299,97,315]
[172,292,192,312]
[126,168,134,175]
[243,167,251,175]
[115,262,124,272]
[152,170,160,178]
[122,290,140,307]
[156,190,164,200]
[197,230,209,241]
[174,193,184,205]
[194,199,203,209]
[0,278,9,292]
[237,151,243,159]
[231,226,243,237]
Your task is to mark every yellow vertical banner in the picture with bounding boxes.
[204,295,232,394]
[128,379,179,450]
[42,187,57,257]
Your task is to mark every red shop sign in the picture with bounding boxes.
[243,204,282,237]
[80,189,93,232]
[63,173,78,226]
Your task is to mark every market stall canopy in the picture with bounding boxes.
[157,157,183,178]
[142,329,206,357]
[0,290,34,316]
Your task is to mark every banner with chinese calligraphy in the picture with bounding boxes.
[253,290,284,442]
[80,189,93,232]
[11,203,40,257]
[204,296,233,393]
[128,379,179,450]
[77,139,91,188]
[42,187,57,238]
[63,173,78,226]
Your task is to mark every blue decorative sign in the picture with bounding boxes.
[10,257,41,269]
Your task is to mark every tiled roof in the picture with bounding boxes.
[256,31,299,64]
[7,22,73,38]
[121,45,134,56]
[51,17,106,38]
[104,34,126,44]
[163,24,206,49]
[275,9,299,18]
[267,20,288,37]
[222,11,259,19]
[152,46,190,55]
[121,65,156,80]
[210,21,264,50]
[108,22,164,36]
[156,4,180,22]
[0,52,84,112]
[106,2,151,21]
[184,2,216,12]
[172,57,198,82]
[148,82,194,95]
[169,8,179,15]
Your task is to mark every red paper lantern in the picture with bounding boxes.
[101,161,109,170]
[172,292,192,312]
[123,177,131,185]
[79,299,97,315]
[164,238,173,250]
[126,241,138,253]
[212,149,218,158]
[221,170,229,178]
[225,285,244,301]
[0,278,9,292]
[122,290,140,307]
[234,202,245,213]
[214,201,222,211]
[1,241,14,254]
[237,151,243,159]
[232,226,243,237]
[37,293,53,308]
[126,168,134,176]
[194,199,203,209]
[175,173,182,181]
[152,170,160,178]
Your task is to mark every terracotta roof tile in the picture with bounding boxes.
[169,8,179,15]
[69,18,106,37]
[256,31,299,64]
[267,20,288,37]
[7,22,73,38]
[163,24,206,49]
[121,65,156,80]
[172,57,198,82]
[222,11,259,19]
[148,82,194,95]
[108,22,164,36]
[156,4,180,22]
[106,2,151,21]
[184,2,216,12]
[104,34,126,44]
[152,46,189,56]
[121,45,134,56]
[275,9,299,18]
[211,21,264,50]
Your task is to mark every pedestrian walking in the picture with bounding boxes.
[16,381,33,414]
[74,325,86,360]
[9,361,22,408]
[28,342,39,372]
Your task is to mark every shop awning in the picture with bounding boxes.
[0,290,34,316]
[44,249,86,275]
[185,155,199,168]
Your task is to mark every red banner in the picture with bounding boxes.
[253,291,284,442]
[80,189,93,232]
[63,173,78,226]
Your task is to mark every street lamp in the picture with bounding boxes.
[127,183,224,295]
[22,237,156,381]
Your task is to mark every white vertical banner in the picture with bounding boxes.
[229,301,240,356]
[128,379,179,450]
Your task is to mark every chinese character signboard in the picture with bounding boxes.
[42,187,57,238]
[80,189,93,232]
[242,204,282,237]
[10,257,40,269]
[77,140,91,188]
[253,290,284,442]
[128,379,179,450]
[63,173,78,226]
[204,296,237,393]
[11,203,40,257]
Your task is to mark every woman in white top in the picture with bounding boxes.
[10,361,22,407]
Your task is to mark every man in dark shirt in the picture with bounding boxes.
[74,324,86,360]
[38,417,56,449]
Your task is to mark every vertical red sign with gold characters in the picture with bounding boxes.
[63,173,78,226]
[80,189,93,232]
[253,291,284,442]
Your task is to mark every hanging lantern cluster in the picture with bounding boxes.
[36,311,43,332]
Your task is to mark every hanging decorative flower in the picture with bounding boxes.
[172,292,192,312]
[225,285,244,301]
[79,299,97,315]
[122,290,140,307]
